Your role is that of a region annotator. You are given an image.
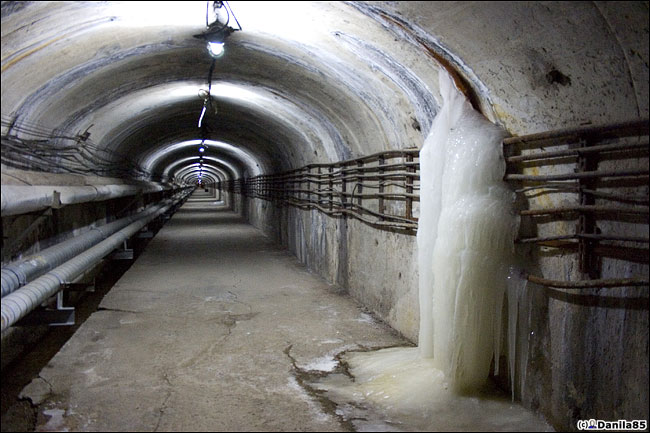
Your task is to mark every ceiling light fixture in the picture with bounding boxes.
[207,41,225,58]
[193,1,241,59]
[193,2,242,157]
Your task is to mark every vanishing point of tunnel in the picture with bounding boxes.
[1,2,648,432]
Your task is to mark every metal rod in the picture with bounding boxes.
[505,169,648,182]
[503,119,649,147]
[520,205,649,216]
[507,141,648,163]
[527,274,648,288]
[530,241,649,263]
[517,234,649,244]
[515,184,649,204]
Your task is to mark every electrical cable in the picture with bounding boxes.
[1,120,149,179]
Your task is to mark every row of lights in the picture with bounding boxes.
[193,1,241,185]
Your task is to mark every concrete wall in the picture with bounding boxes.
[238,195,420,342]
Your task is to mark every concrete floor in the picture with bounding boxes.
[19,191,406,431]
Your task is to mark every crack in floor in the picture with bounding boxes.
[226,290,254,314]
[153,373,173,432]
[97,307,142,314]
[283,344,356,432]
[284,342,418,432]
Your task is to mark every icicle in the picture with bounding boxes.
[506,266,527,400]
[520,278,531,402]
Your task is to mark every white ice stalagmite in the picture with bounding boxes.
[314,71,549,431]
[418,71,518,392]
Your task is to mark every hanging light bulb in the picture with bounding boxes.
[207,41,225,58]
[198,145,205,153]
[193,1,241,58]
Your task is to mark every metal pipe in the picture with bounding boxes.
[0,195,184,332]
[502,119,649,147]
[520,205,649,216]
[506,141,648,163]
[527,274,648,288]
[514,185,649,205]
[505,169,648,182]
[1,200,173,298]
[0,183,174,217]
[517,234,649,244]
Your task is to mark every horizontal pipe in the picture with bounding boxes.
[517,234,649,244]
[298,148,419,170]
[0,193,187,332]
[514,185,649,205]
[527,274,649,288]
[255,188,420,200]
[503,119,649,147]
[0,183,176,217]
[525,240,649,263]
[285,200,418,230]
[506,141,648,163]
[505,169,648,182]
[1,201,173,298]
[520,205,649,216]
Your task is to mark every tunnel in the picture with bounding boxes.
[1,2,648,431]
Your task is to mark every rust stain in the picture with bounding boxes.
[1,34,68,73]
[492,104,518,126]
[2,17,114,73]
[378,12,482,112]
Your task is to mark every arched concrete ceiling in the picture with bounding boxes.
[176,165,223,185]
[175,164,226,180]
[2,1,647,182]
[165,157,233,182]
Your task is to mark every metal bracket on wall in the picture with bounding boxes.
[49,291,75,326]
[504,119,649,288]
[576,138,600,279]
[136,226,154,239]
[16,291,75,327]
[63,281,95,293]
[109,240,134,260]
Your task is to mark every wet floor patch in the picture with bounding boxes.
[291,346,554,432]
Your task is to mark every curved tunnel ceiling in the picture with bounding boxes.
[165,156,234,182]
[2,1,647,184]
[1,1,444,184]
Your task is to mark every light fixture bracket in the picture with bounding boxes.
[192,1,241,55]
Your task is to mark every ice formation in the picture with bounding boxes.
[310,71,546,431]
[316,347,551,431]
[417,71,518,392]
